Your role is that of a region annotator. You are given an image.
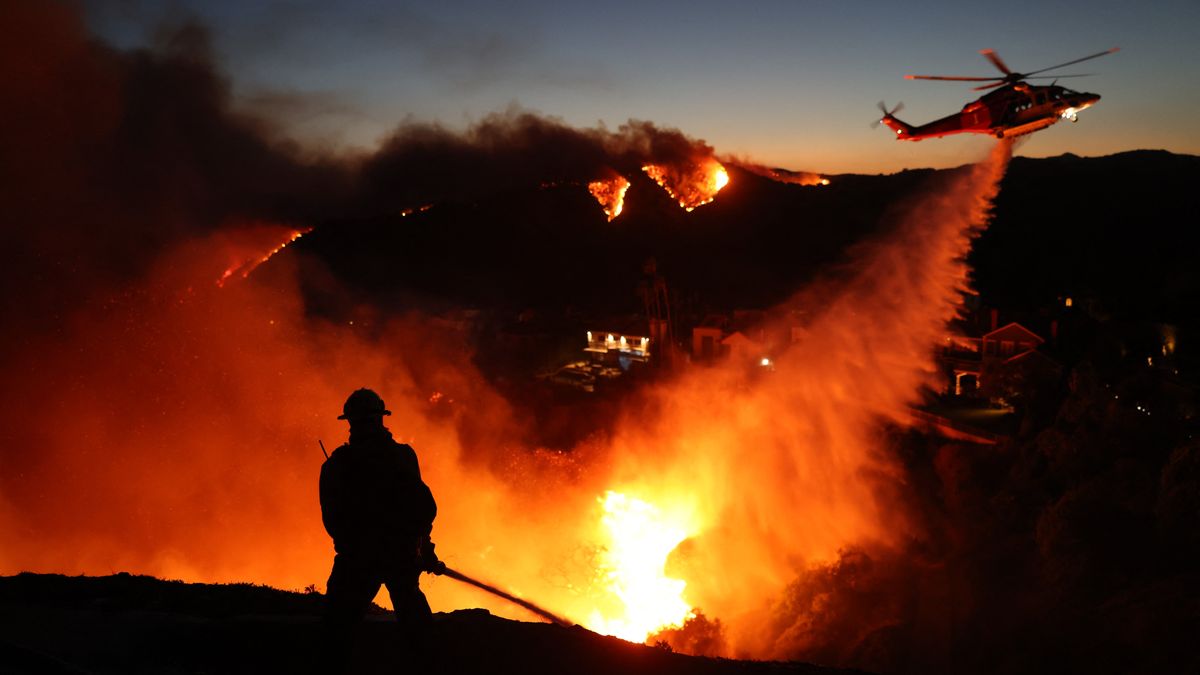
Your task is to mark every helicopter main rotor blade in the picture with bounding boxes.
[1024,47,1119,77]
[971,81,1009,91]
[979,49,1012,76]
[1024,73,1094,80]
[905,74,1001,82]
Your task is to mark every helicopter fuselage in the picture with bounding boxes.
[881,84,1101,141]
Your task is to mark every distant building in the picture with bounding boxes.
[689,311,771,368]
[722,330,765,365]
[584,329,651,367]
[691,315,727,361]
[941,320,1058,398]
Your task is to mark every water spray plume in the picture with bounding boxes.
[583,140,1014,654]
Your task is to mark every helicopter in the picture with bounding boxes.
[876,47,1119,141]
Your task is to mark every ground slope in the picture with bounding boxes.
[0,573,868,675]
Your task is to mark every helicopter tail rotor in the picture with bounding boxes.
[873,102,913,138]
[871,101,905,128]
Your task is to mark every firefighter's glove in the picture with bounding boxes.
[419,539,447,575]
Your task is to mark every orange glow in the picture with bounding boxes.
[642,159,729,211]
[586,491,697,642]
[729,162,828,187]
[587,175,630,221]
[216,225,310,287]
[1,144,1014,663]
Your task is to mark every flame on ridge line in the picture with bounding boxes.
[588,176,631,221]
[642,160,729,212]
[217,227,311,287]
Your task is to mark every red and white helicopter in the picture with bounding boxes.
[877,47,1119,141]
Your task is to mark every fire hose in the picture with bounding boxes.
[436,566,572,628]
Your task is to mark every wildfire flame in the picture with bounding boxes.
[587,176,631,221]
[642,159,729,212]
[587,491,697,642]
[728,162,829,187]
[217,226,310,287]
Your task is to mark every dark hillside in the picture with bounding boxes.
[0,573,865,675]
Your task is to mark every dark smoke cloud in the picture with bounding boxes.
[0,2,349,336]
[0,2,715,327]
[359,112,717,211]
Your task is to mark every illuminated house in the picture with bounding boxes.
[941,321,1050,396]
[585,330,651,365]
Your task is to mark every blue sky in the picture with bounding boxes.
[85,0,1200,173]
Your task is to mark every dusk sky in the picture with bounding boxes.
[86,0,1199,174]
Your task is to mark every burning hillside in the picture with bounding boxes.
[588,175,631,221]
[642,159,731,211]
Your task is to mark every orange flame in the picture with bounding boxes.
[642,159,729,211]
[586,491,698,641]
[729,162,829,187]
[587,176,631,221]
[216,225,311,287]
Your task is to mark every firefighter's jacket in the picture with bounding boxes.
[319,427,436,557]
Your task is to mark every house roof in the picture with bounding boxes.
[983,322,1044,344]
[722,331,763,348]
[1004,349,1061,369]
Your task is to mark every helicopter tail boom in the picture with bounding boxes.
[879,113,914,139]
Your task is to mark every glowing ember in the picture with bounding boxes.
[588,176,631,221]
[642,159,729,211]
[587,491,697,642]
[217,227,310,287]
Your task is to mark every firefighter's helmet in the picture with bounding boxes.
[337,388,392,421]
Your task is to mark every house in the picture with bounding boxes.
[689,311,771,367]
[722,330,765,365]
[941,320,1056,397]
[982,322,1044,359]
[691,314,727,361]
[584,328,651,367]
